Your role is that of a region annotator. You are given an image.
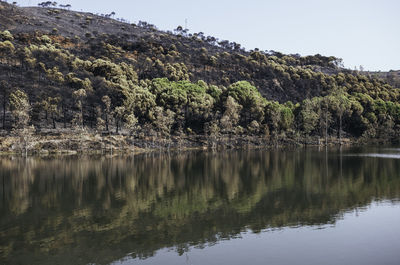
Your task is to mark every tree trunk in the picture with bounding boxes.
[62,105,67,129]
[52,113,56,129]
[90,107,95,129]
[325,112,328,145]
[80,107,84,129]
[2,93,6,130]
[339,114,342,145]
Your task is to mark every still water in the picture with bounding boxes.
[0,147,400,265]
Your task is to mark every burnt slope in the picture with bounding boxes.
[0,2,374,103]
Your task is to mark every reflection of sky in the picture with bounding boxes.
[356,154,400,159]
[118,202,400,265]
[347,148,400,159]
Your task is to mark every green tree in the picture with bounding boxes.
[124,86,157,122]
[328,88,352,143]
[227,81,265,124]
[298,99,319,135]
[264,102,281,133]
[279,104,294,131]
[0,30,14,41]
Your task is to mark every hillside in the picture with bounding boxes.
[0,2,399,152]
[369,70,400,88]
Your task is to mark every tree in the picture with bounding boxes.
[174,26,183,35]
[227,81,265,125]
[0,30,14,41]
[0,81,10,130]
[113,106,125,134]
[9,89,30,129]
[153,106,175,137]
[328,88,352,144]
[298,98,319,135]
[59,4,72,9]
[72,89,87,129]
[0,41,15,64]
[320,97,333,145]
[199,48,209,72]
[124,86,156,122]
[47,97,60,129]
[101,95,112,131]
[9,89,34,155]
[204,118,220,147]
[41,98,50,124]
[95,106,105,132]
[264,102,281,133]
[220,96,241,133]
[38,1,53,8]
[125,113,138,135]
[248,120,260,135]
[279,104,294,131]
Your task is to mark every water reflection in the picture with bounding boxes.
[0,148,400,265]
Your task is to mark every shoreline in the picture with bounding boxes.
[0,132,395,156]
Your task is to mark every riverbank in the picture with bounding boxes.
[0,130,392,156]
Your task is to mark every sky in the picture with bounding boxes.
[14,0,400,71]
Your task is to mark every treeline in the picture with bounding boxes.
[1,29,400,144]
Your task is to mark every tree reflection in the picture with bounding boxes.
[0,149,400,264]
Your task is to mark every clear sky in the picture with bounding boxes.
[15,0,400,71]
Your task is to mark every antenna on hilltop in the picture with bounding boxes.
[185,18,188,30]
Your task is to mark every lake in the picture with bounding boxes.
[1,147,400,265]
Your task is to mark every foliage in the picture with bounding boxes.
[0,3,399,143]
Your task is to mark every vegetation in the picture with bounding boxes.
[0,2,399,152]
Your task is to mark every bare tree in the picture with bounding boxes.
[0,81,10,130]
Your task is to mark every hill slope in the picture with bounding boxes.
[2,2,397,102]
[0,2,399,148]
